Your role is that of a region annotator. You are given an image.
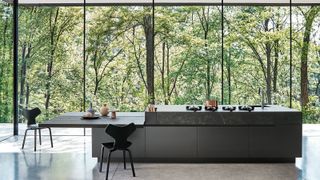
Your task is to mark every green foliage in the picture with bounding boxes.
[302,96,320,124]
[0,2,13,123]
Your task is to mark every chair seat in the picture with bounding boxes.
[27,124,46,130]
[102,141,132,149]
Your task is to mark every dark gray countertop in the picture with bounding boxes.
[39,112,145,128]
[145,105,302,126]
[40,105,301,128]
[155,105,299,112]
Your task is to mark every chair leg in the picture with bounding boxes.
[123,150,126,169]
[127,149,135,177]
[22,129,28,149]
[99,146,105,172]
[39,129,42,145]
[105,150,113,180]
[48,128,53,148]
[34,129,37,152]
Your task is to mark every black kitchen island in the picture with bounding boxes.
[40,105,302,162]
[91,105,302,162]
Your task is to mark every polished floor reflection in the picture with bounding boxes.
[0,125,319,180]
[296,125,320,180]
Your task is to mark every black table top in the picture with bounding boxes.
[39,112,145,128]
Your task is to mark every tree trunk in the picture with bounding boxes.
[227,49,231,104]
[273,40,279,92]
[19,44,27,108]
[301,7,320,107]
[45,8,60,111]
[0,16,8,121]
[19,43,31,109]
[26,83,30,107]
[161,42,168,105]
[166,44,170,104]
[94,78,99,96]
[205,30,210,100]
[197,7,211,100]
[265,19,272,104]
[143,14,155,104]
[93,48,99,96]
[318,50,320,102]
[316,79,320,99]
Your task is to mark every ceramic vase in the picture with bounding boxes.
[100,104,109,116]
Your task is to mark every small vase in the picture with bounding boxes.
[100,104,109,116]
[111,111,116,119]
[87,102,96,116]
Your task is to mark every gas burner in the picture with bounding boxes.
[222,106,236,112]
[238,105,255,112]
[186,106,202,112]
[205,106,218,112]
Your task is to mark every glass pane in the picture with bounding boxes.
[18,4,84,124]
[0,0,13,140]
[85,0,152,112]
[292,5,320,123]
[154,1,222,105]
[224,5,290,106]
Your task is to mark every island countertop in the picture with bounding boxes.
[145,105,302,126]
[39,105,301,128]
[155,105,299,112]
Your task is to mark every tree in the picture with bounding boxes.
[86,7,126,96]
[300,6,320,107]
[154,7,190,104]
[0,2,13,123]
[224,7,289,104]
[143,12,155,104]
[44,7,80,113]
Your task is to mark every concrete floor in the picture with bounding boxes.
[0,125,319,180]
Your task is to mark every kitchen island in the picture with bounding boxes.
[144,105,301,162]
[40,105,302,162]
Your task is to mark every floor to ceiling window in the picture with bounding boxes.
[0,0,13,140]
[85,2,152,112]
[292,5,320,123]
[18,5,83,123]
[154,3,222,105]
[223,5,291,106]
[2,0,320,137]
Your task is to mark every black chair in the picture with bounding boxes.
[99,123,136,180]
[21,108,53,151]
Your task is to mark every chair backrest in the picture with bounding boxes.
[22,108,41,126]
[105,123,136,149]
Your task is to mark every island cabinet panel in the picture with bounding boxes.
[146,127,197,158]
[92,128,146,160]
[249,125,302,158]
[198,127,249,158]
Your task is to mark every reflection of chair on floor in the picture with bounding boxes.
[22,150,53,179]
[21,108,53,151]
[99,123,136,180]
[22,150,53,167]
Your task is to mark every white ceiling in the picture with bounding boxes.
[7,0,320,5]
